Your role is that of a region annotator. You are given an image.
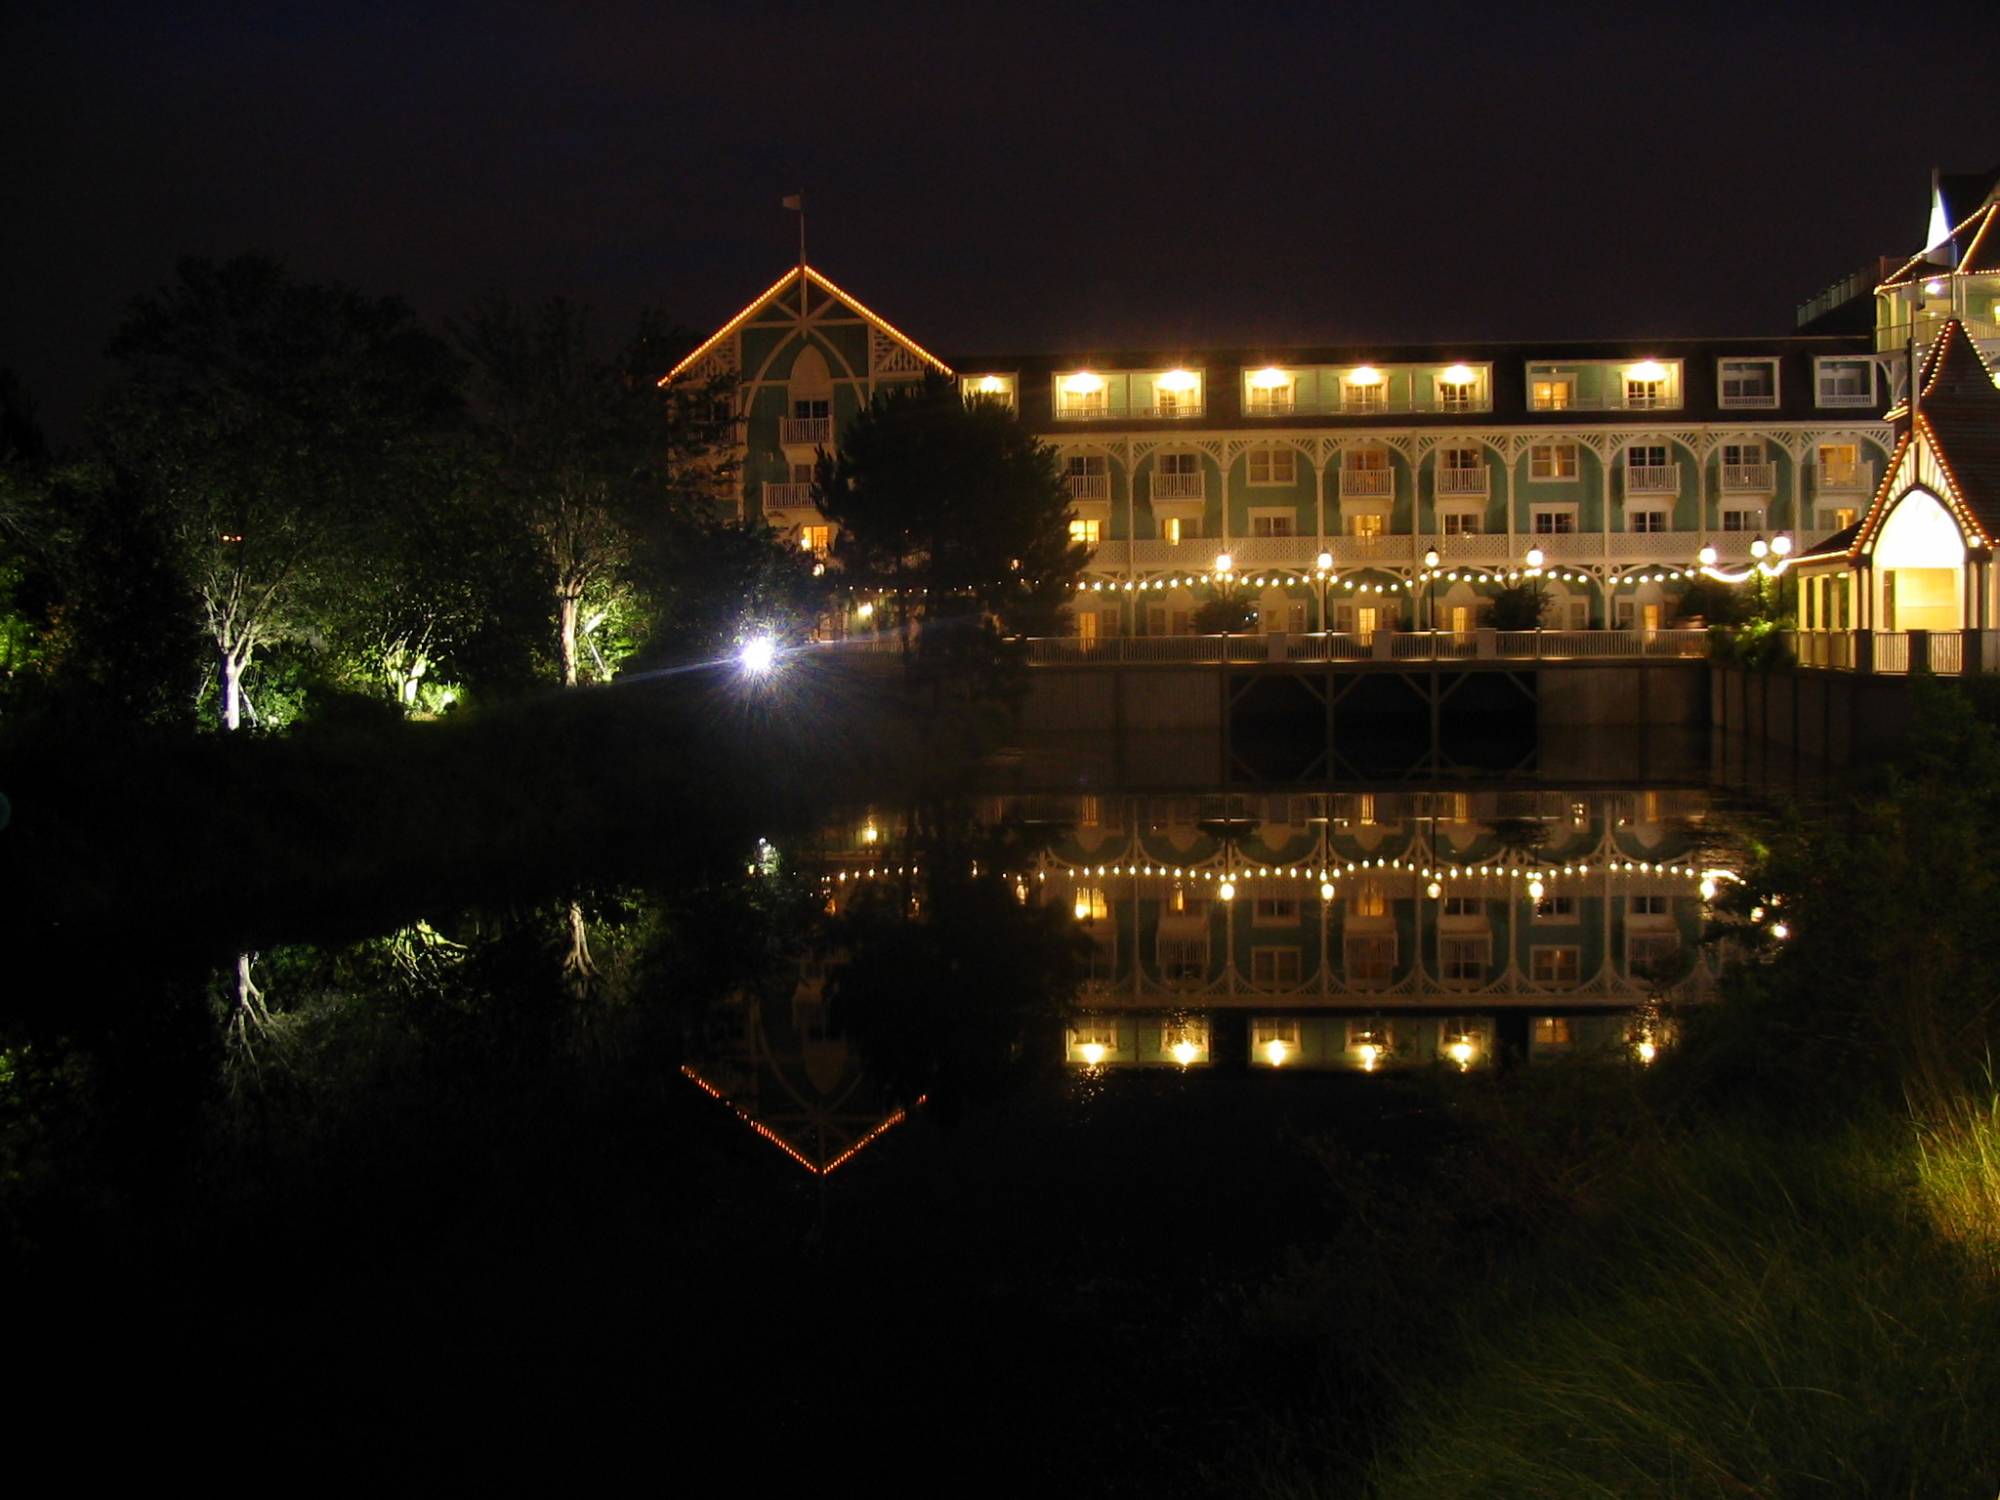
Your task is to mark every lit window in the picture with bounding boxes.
[1532,1016,1573,1045]
[1351,513,1386,539]
[1437,370,1480,412]
[1162,515,1201,542]
[1718,359,1778,408]
[1070,518,1102,546]
[1162,1018,1209,1063]
[1070,1021,1117,1062]
[1246,370,1296,415]
[1252,1018,1301,1056]
[799,524,831,556]
[1625,378,1664,409]
[1529,443,1579,480]
[964,374,1017,409]
[1817,442,1863,488]
[1059,373,1108,418]
[1152,369,1202,417]
[1530,376,1574,411]
[1345,369,1387,412]
[1073,886,1108,921]
[1248,447,1298,485]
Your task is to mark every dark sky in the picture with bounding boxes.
[5,0,1998,444]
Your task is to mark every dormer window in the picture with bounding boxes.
[963,373,1017,410]
[1151,368,1203,418]
[1718,358,1778,408]
[1344,366,1386,414]
[1624,360,1670,409]
[1530,374,1574,411]
[1059,371,1107,418]
[1246,366,1296,415]
[1816,358,1876,407]
[1436,363,1485,413]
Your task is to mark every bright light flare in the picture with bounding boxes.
[738,635,778,677]
[1079,1042,1107,1067]
[1171,1040,1200,1067]
[1264,1039,1290,1067]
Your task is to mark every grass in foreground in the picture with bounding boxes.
[1362,1103,1999,1499]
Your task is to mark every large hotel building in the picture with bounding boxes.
[669,164,2000,648]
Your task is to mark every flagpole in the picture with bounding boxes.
[783,191,807,321]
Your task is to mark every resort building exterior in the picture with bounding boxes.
[667,163,2000,660]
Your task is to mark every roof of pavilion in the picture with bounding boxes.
[1849,320,2000,559]
[1879,167,2000,286]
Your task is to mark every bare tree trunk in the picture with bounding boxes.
[562,899,595,1002]
[220,648,243,731]
[557,591,581,687]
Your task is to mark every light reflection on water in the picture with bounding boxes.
[179,775,1756,1178]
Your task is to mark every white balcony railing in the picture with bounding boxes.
[762,482,815,510]
[1340,468,1394,499]
[1065,473,1111,502]
[1815,462,1875,493]
[1625,464,1680,494]
[1436,467,1489,497]
[1136,404,1205,420]
[780,416,832,446]
[1720,463,1775,493]
[1152,472,1205,502]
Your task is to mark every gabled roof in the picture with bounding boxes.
[1880,189,2000,287]
[661,264,953,385]
[1796,521,1862,563]
[1851,319,2000,558]
[1916,320,2000,546]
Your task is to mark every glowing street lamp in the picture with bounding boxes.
[738,635,778,678]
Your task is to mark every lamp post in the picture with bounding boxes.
[1316,549,1334,633]
[1423,545,1441,635]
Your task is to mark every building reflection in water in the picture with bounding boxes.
[684,786,1732,1165]
[818,786,1726,1074]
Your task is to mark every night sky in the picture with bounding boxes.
[5,0,1998,444]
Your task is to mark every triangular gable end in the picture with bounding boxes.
[1852,321,2000,559]
[664,264,951,387]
